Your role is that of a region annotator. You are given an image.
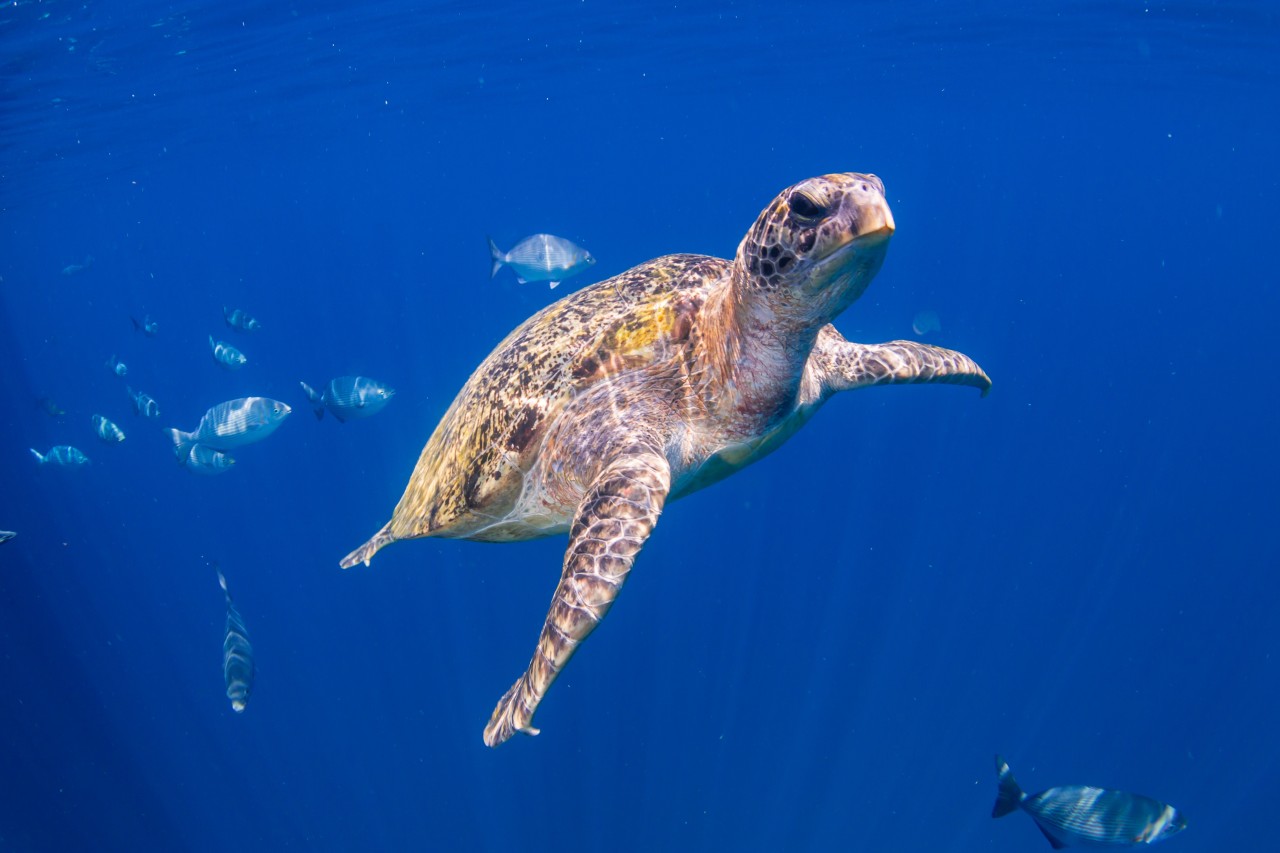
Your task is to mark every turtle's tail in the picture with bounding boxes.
[339,522,395,569]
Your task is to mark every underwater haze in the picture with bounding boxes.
[2,1,1277,850]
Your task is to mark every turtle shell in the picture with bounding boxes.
[388,254,725,543]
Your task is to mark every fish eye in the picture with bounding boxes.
[789,192,826,220]
[272,407,280,414]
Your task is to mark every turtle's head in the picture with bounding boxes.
[735,173,895,325]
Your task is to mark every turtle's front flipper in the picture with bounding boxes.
[811,326,992,398]
[483,448,671,747]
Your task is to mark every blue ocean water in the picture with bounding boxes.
[2,1,1277,849]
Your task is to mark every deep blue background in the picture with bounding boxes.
[2,1,1276,850]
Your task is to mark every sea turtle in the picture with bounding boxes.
[341,172,991,747]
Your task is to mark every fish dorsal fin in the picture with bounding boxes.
[1036,823,1068,849]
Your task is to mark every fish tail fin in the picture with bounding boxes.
[299,381,324,420]
[339,522,396,569]
[168,428,195,461]
[992,755,1027,818]
[29,448,45,465]
[216,567,232,602]
[208,335,216,351]
[488,236,504,279]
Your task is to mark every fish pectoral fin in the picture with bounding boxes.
[515,276,528,285]
[1035,823,1068,850]
[547,281,560,289]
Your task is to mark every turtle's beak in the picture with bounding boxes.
[849,185,895,245]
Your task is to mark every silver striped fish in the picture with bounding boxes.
[30,445,90,467]
[223,306,261,332]
[216,568,254,713]
[993,755,1186,848]
[299,376,395,422]
[488,233,595,289]
[209,336,247,370]
[167,396,291,459]
[131,314,159,337]
[184,444,236,475]
[126,386,161,419]
[91,414,126,443]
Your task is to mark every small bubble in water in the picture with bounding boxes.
[912,309,941,336]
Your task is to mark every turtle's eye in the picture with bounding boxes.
[789,193,825,220]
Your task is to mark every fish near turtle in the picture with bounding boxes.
[341,172,992,747]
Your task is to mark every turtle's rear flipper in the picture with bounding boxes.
[340,522,395,569]
[812,328,992,398]
[483,447,671,747]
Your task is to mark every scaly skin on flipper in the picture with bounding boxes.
[484,445,670,746]
[341,172,991,746]
[809,325,992,399]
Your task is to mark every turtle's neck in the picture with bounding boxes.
[697,261,820,433]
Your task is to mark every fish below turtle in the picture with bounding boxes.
[341,172,992,747]
[993,755,1186,848]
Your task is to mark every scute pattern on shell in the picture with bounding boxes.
[387,254,726,543]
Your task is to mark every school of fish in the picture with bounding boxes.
[22,297,406,718]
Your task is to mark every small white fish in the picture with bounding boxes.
[184,444,236,475]
[209,336,247,370]
[61,255,94,275]
[91,414,126,443]
[30,445,90,467]
[167,396,291,459]
[131,315,159,337]
[300,376,395,423]
[126,386,161,418]
[0,531,16,544]
[488,233,595,289]
[223,306,261,332]
[105,354,127,377]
